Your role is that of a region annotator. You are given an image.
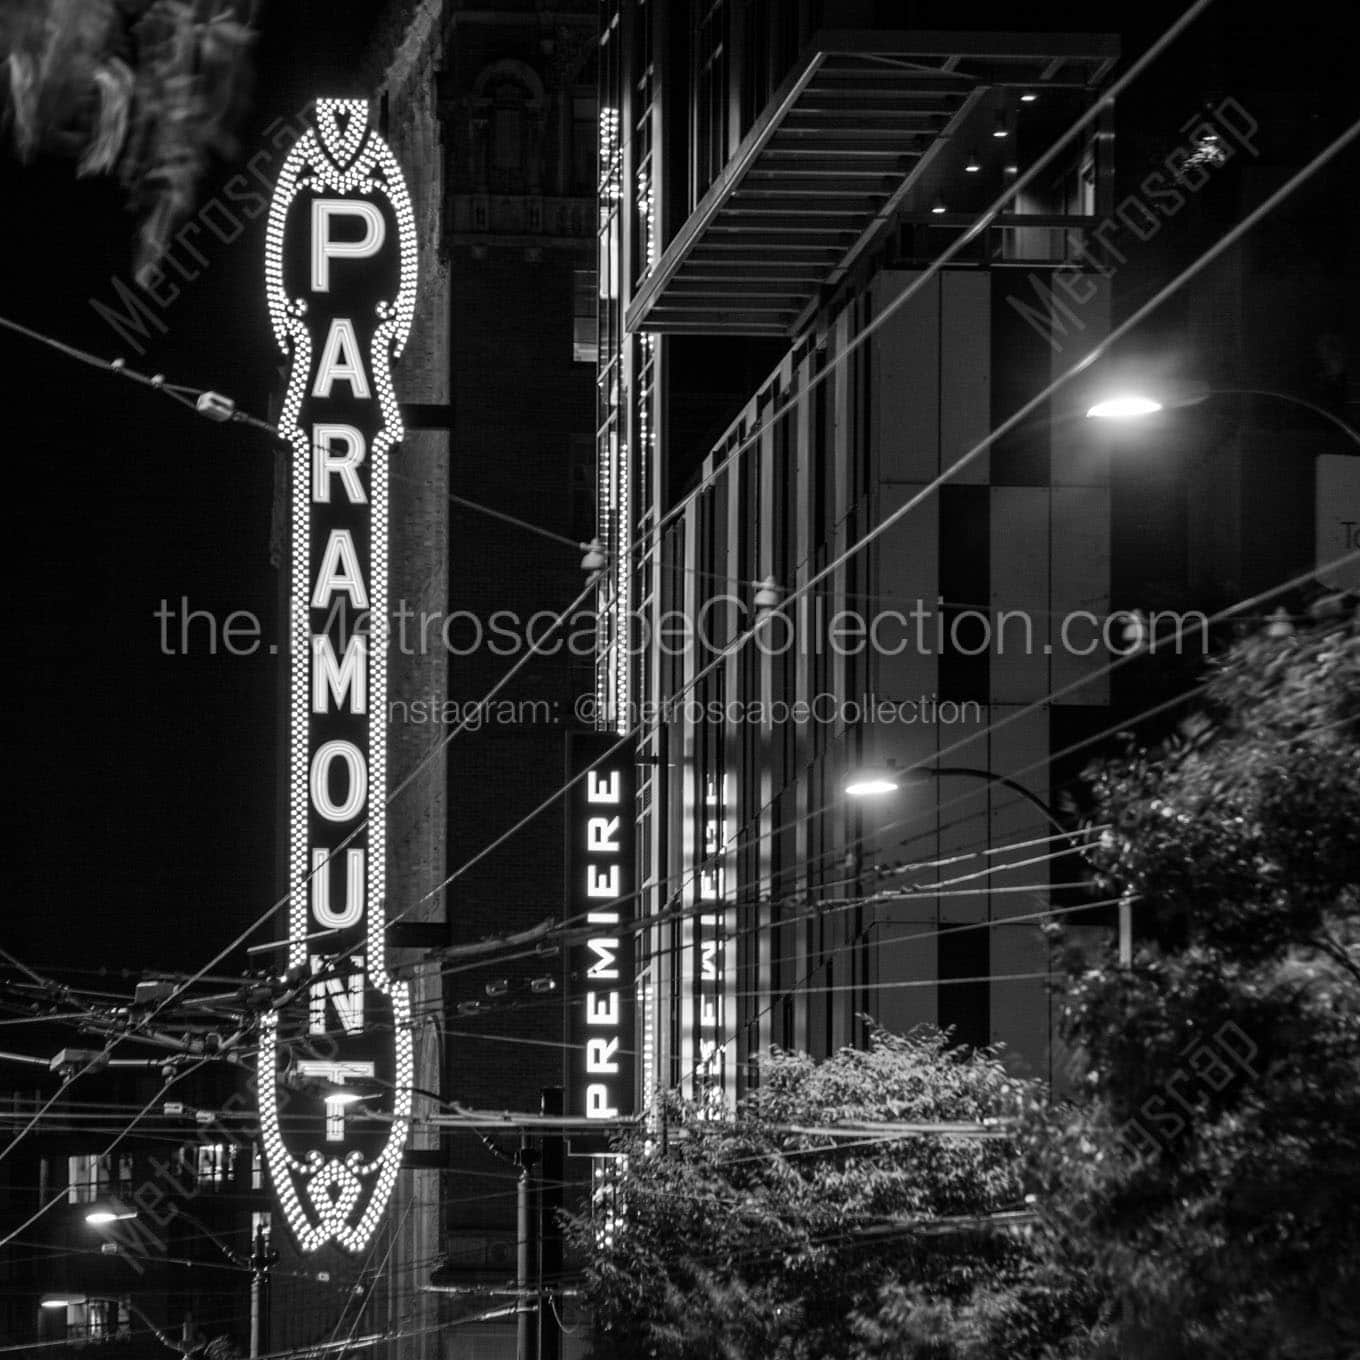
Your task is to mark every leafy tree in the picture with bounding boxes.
[566,1027,1091,1360]
[1028,601,1360,1359]
[1,0,256,281]
[568,605,1359,1359]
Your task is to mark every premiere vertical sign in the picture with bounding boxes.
[259,98,417,1252]
[566,735,635,1123]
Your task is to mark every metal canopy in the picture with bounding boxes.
[626,29,1118,338]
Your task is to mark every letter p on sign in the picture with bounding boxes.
[312,201,387,292]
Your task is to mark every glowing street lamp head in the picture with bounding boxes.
[844,767,901,798]
[85,1208,137,1226]
[41,1295,86,1309]
[1086,395,1164,420]
[324,1088,369,1108]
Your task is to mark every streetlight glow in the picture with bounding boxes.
[1086,395,1164,420]
[325,1089,368,1108]
[84,1197,138,1226]
[86,1209,137,1225]
[41,1295,85,1309]
[844,768,901,798]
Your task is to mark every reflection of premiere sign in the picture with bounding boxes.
[694,774,730,1108]
[1317,455,1360,591]
[258,98,418,1252]
[566,736,635,1121]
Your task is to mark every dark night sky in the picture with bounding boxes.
[2,1,381,981]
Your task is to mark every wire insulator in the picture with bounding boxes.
[196,391,237,422]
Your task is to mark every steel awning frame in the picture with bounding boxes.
[626,28,1119,338]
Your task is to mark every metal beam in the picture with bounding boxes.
[677,267,827,281]
[706,220,863,235]
[802,83,990,334]
[761,143,922,158]
[686,242,844,255]
[722,201,880,216]
[626,27,1118,336]
[811,29,1120,63]
[644,320,792,335]
[734,178,896,196]
[625,47,828,331]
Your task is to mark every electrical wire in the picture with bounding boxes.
[134,564,617,1028]
[0,313,209,404]
[7,18,1349,1327]
[0,1059,213,1250]
[0,0,1231,997]
[586,0,1220,602]
[380,704,1110,994]
[248,830,1099,1053]
[0,15,1245,1115]
[386,544,1353,993]
[0,3,1303,1017]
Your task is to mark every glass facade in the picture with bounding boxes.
[599,2,1118,1122]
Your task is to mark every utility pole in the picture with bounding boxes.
[249,1218,277,1358]
[538,1089,564,1360]
[515,1133,539,1360]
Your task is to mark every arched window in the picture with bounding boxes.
[472,60,545,195]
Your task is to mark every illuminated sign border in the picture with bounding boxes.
[259,98,417,1253]
[566,735,636,1124]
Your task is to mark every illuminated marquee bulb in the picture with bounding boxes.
[260,96,418,1255]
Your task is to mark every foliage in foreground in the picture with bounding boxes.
[2,0,256,281]
[569,605,1360,1359]
[1029,603,1360,1358]
[566,1028,1088,1360]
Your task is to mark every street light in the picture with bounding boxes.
[40,1294,187,1355]
[83,1196,138,1226]
[84,1209,137,1225]
[1085,394,1164,420]
[841,763,1129,961]
[1085,380,1360,451]
[1089,379,1360,593]
[843,762,1067,836]
[843,766,902,798]
[82,1201,276,1358]
[323,1088,367,1107]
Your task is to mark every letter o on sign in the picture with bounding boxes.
[310,740,368,821]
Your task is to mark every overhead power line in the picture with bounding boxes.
[383,103,1360,946]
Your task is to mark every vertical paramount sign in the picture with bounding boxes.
[260,98,417,1252]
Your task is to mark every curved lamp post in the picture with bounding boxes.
[83,1203,274,1358]
[1086,381,1360,451]
[843,762,1064,833]
[41,1294,187,1356]
[843,762,1128,964]
[1089,380,1360,595]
